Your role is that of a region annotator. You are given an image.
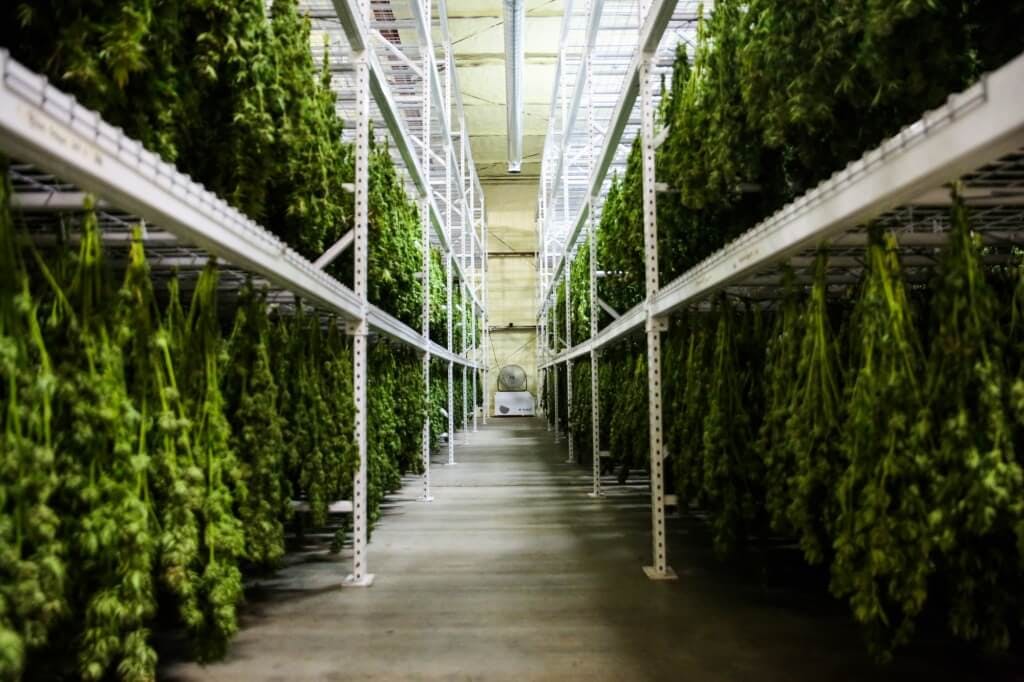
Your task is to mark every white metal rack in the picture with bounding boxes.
[305,0,491,473]
[0,0,490,586]
[533,0,1024,579]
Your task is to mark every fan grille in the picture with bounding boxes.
[498,364,528,391]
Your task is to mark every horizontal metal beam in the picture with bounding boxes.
[0,50,363,320]
[541,50,1024,366]
[542,0,606,214]
[538,0,677,318]
[11,191,108,211]
[540,300,644,368]
[0,51,482,369]
[313,229,355,269]
[651,51,1024,319]
[329,0,485,316]
[367,303,480,368]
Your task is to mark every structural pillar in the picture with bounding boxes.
[564,253,574,464]
[345,1,374,586]
[418,0,434,503]
[639,55,675,581]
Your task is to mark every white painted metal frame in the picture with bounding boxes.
[542,50,1024,369]
[418,0,435,504]
[564,250,574,464]
[0,0,492,587]
[344,0,374,585]
[536,0,693,321]
[316,0,487,317]
[638,54,675,581]
[311,0,493,476]
[534,2,1024,579]
[585,2,603,498]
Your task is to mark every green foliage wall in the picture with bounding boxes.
[591,0,1024,310]
[568,241,591,346]
[568,359,592,459]
[658,214,1024,659]
[3,0,430,330]
[0,0,473,676]
[546,1,1024,662]
[0,183,435,676]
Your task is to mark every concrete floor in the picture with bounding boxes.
[163,418,1020,681]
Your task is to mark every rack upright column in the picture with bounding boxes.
[418,0,434,503]
[345,0,374,587]
[639,54,675,581]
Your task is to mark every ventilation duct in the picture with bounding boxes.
[503,0,525,174]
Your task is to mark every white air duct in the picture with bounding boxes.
[503,0,525,174]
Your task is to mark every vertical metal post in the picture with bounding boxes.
[588,241,601,496]
[556,46,569,447]
[444,39,457,465]
[542,367,549,426]
[564,253,574,464]
[419,0,434,503]
[459,116,469,436]
[553,354,560,442]
[640,56,675,581]
[482,194,490,425]
[469,146,479,432]
[538,163,547,346]
[345,0,373,587]
[585,3,602,496]
[471,296,478,432]
[462,284,469,434]
[538,195,548,429]
[559,47,570,230]
[446,252,456,463]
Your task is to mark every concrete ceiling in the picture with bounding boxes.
[445,0,564,180]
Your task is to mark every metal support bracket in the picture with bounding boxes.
[645,316,669,333]
[597,296,622,320]
[313,229,355,270]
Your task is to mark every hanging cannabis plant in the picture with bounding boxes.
[224,282,289,568]
[785,253,845,567]
[0,168,65,680]
[33,203,158,680]
[174,264,245,662]
[832,229,932,659]
[924,191,1024,651]
[120,243,204,663]
[755,270,802,535]
[701,298,762,557]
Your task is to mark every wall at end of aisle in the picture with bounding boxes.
[483,181,538,410]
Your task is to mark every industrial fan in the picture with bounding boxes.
[494,364,535,416]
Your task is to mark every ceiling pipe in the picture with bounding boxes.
[503,0,525,174]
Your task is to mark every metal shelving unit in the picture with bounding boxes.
[533,0,1024,579]
[305,0,491,481]
[0,0,490,586]
[534,0,701,580]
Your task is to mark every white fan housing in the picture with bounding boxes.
[494,364,535,416]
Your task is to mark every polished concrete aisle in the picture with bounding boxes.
[163,418,1013,681]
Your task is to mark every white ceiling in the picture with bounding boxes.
[445,0,564,179]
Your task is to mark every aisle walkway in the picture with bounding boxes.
[164,418,1013,681]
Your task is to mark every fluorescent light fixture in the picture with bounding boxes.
[503,0,524,173]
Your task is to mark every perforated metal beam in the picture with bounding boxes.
[540,49,1024,370]
[537,0,679,319]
